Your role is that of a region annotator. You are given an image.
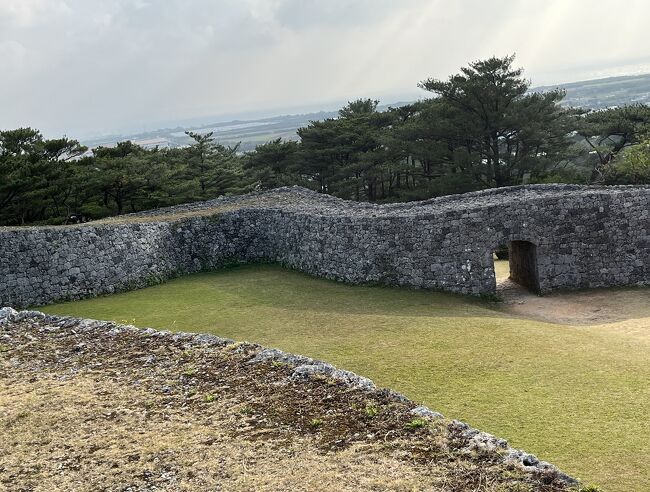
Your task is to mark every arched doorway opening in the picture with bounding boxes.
[492,240,540,294]
[508,240,540,293]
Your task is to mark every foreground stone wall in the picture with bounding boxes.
[1,184,649,307]
[0,307,578,486]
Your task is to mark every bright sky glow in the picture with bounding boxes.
[1,0,649,137]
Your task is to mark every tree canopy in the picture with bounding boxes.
[2,55,649,226]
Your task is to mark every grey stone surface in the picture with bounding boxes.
[410,405,444,419]
[1,184,649,307]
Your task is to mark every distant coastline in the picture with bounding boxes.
[82,73,650,152]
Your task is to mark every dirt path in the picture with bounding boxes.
[496,278,650,326]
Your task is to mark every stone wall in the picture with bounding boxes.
[1,184,649,308]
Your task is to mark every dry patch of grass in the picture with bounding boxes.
[91,191,298,226]
[0,314,571,491]
[0,377,449,491]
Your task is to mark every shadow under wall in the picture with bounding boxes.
[509,240,540,293]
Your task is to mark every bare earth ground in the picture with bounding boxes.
[0,313,574,492]
[497,279,650,325]
[493,260,650,326]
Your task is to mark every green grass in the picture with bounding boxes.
[41,264,650,491]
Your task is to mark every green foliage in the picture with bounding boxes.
[364,403,379,418]
[239,405,254,415]
[244,138,300,189]
[247,55,602,201]
[309,417,324,428]
[184,131,247,199]
[0,129,252,225]
[529,167,589,185]
[3,55,650,225]
[578,105,650,181]
[603,138,650,184]
[0,127,87,225]
[578,485,601,492]
[292,98,393,200]
[418,55,575,188]
[494,244,509,260]
[405,418,428,429]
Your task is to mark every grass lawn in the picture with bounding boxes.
[41,264,650,491]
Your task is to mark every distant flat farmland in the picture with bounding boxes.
[83,73,650,151]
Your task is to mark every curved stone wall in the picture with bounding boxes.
[1,184,649,308]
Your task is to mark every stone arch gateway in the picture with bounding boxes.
[508,240,540,293]
[1,184,649,308]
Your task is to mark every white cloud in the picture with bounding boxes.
[0,0,71,27]
[0,0,649,137]
[0,39,27,61]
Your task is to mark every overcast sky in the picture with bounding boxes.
[2,0,650,138]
